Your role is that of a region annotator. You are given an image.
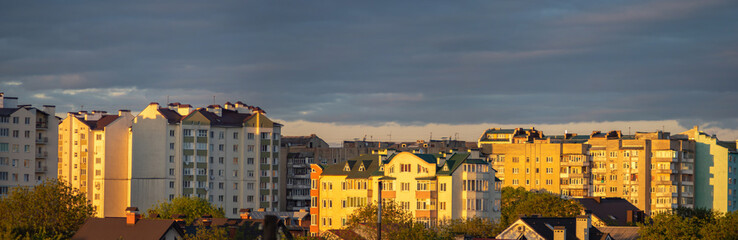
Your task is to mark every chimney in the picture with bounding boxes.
[239,208,252,219]
[554,226,567,240]
[1,94,19,108]
[172,214,187,227]
[125,207,139,225]
[576,211,591,240]
[118,109,131,116]
[176,104,192,116]
[626,210,634,224]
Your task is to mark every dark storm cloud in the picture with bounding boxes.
[1,0,737,127]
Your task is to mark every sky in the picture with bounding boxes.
[1,1,737,145]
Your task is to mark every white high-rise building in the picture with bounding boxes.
[130,102,282,218]
[0,92,58,196]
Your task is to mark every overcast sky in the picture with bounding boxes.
[1,1,737,144]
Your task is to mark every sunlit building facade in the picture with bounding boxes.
[130,102,282,218]
[309,151,500,236]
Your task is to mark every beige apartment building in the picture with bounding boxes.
[130,102,282,218]
[0,93,58,196]
[479,127,695,214]
[58,110,134,217]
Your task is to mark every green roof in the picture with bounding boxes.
[321,154,381,179]
[415,154,437,164]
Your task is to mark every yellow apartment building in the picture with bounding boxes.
[480,128,592,197]
[480,127,696,215]
[309,151,500,236]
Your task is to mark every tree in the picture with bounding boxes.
[0,179,96,239]
[493,187,582,234]
[344,200,440,240]
[147,196,225,224]
[438,217,497,238]
[638,207,729,240]
[184,225,229,240]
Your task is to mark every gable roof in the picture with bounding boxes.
[0,108,19,116]
[574,198,642,226]
[321,154,381,179]
[517,217,609,240]
[157,108,183,124]
[72,217,183,240]
[597,227,640,240]
[78,115,120,130]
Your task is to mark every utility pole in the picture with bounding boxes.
[377,180,382,240]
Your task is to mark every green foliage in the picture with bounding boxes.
[493,186,582,234]
[638,207,738,240]
[343,201,498,240]
[184,225,230,240]
[344,200,440,240]
[438,217,497,238]
[146,196,225,224]
[0,179,96,239]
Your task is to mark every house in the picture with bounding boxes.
[496,213,613,240]
[72,207,184,240]
[574,197,645,226]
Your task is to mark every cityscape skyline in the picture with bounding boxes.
[2,0,738,145]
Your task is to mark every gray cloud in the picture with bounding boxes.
[1,0,737,130]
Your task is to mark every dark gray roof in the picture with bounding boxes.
[0,108,19,116]
[574,198,642,226]
[519,217,609,240]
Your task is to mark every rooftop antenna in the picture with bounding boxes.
[80,105,84,111]
[430,132,432,141]
[213,96,216,105]
[387,133,392,142]
[166,95,170,105]
[628,127,631,135]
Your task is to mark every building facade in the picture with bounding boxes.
[58,110,134,217]
[130,102,282,218]
[480,127,696,215]
[480,128,592,197]
[0,93,58,196]
[680,126,738,212]
[309,151,500,236]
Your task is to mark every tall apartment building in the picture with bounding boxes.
[587,130,695,214]
[309,151,500,236]
[130,102,282,218]
[58,110,134,217]
[680,126,738,212]
[480,127,696,215]
[280,134,330,211]
[480,128,592,197]
[0,93,58,196]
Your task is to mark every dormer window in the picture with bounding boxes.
[343,163,350,171]
[358,163,365,172]
[442,165,449,171]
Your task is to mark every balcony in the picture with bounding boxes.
[36,122,48,129]
[35,166,47,173]
[654,157,677,163]
[654,168,676,174]
[652,180,673,185]
[36,137,48,144]
[36,151,48,159]
[415,210,437,218]
[416,190,438,199]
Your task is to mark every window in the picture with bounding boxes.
[247,196,254,202]
[183,129,192,136]
[24,117,30,124]
[12,130,18,138]
[233,132,239,139]
[169,181,175,188]
[169,168,174,176]
[12,117,18,124]
[261,132,269,139]
[233,145,238,152]
[247,145,254,152]
[169,130,175,136]
[440,183,446,191]
[169,143,174,150]
[233,196,238,202]
[400,164,411,172]
[546,157,553,163]
[247,158,254,165]
[197,129,207,137]
[248,133,254,139]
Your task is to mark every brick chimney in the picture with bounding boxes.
[202,214,213,227]
[125,207,139,225]
[554,226,567,240]
[576,211,592,240]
